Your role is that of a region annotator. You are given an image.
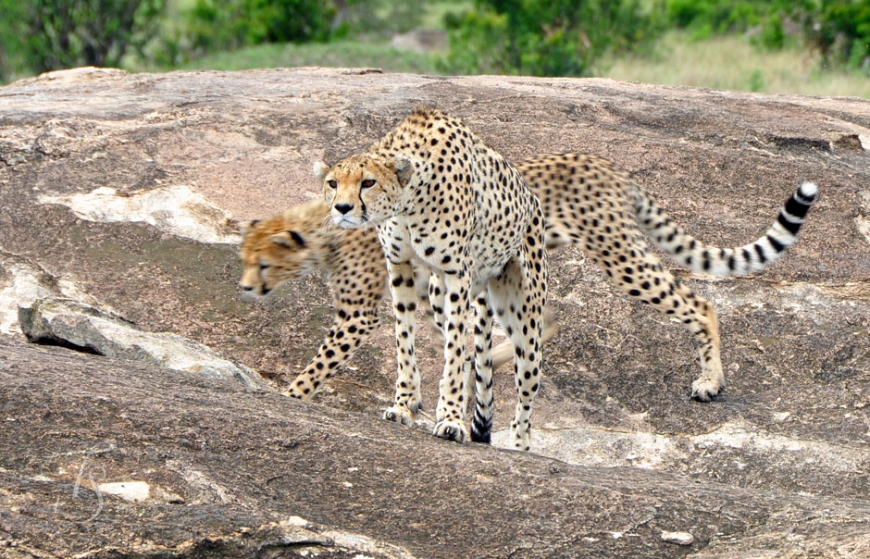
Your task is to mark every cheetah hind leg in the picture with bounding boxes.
[488,258,546,452]
[603,241,725,401]
[490,306,559,370]
[686,288,724,402]
[470,293,495,443]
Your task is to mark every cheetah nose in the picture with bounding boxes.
[240,284,254,291]
[334,202,353,215]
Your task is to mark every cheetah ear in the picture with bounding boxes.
[390,155,414,186]
[270,230,306,249]
[239,219,260,237]
[313,161,331,180]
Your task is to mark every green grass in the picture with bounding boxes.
[174,39,442,74]
[599,31,870,99]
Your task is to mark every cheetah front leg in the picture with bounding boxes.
[427,273,446,340]
[285,302,381,400]
[433,271,471,443]
[382,260,423,426]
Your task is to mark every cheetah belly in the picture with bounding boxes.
[466,196,530,288]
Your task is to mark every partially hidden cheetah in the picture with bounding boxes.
[240,151,817,446]
[239,200,390,399]
[316,108,548,450]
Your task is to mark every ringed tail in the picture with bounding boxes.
[634,182,818,276]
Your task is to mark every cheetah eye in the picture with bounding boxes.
[259,261,270,271]
[327,179,337,189]
[361,179,376,189]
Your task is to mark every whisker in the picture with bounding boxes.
[320,212,335,231]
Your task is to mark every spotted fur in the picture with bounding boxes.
[528,153,817,401]
[238,200,387,398]
[316,108,548,450]
[240,151,817,442]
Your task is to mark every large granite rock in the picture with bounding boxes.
[1,66,869,557]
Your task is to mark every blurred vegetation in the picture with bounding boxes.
[0,0,868,95]
[441,0,665,76]
[0,0,165,82]
[154,0,336,67]
[667,0,870,70]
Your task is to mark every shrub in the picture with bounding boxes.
[181,0,336,58]
[442,0,666,77]
[0,0,165,81]
[796,0,870,71]
[667,0,775,35]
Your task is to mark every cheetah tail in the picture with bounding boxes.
[634,182,818,276]
[490,311,560,370]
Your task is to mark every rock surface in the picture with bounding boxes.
[18,297,269,389]
[1,66,870,557]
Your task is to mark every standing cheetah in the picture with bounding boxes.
[239,152,816,445]
[316,108,548,450]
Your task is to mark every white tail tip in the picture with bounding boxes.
[799,182,818,198]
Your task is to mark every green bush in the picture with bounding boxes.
[0,1,27,82]
[666,0,795,47]
[442,0,665,77]
[667,0,775,34]
[796,0,870,71]
[179,0,336,58]
[0,0,165,82]
[338,0,426,36]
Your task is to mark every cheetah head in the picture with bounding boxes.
[238,200,329,297]
[315,153,412,228]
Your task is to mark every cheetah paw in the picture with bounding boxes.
[283,385,311,401]
[382,404,418,426]
[509,422,531,451]
[691,377,724,402]
[433,420,468,443]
